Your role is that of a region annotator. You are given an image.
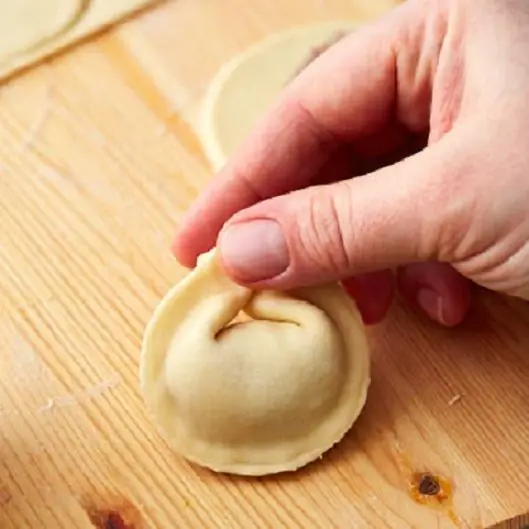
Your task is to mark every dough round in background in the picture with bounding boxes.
[139,249,371,476]
[0,0,85,63]
[199,21,357,171]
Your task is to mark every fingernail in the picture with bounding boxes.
[416,288,446,325]
[219,219,289,282]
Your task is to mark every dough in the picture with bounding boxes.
[199,21,357,171]
[140,249,370,476]
[0,0,155,82]
[0,0,86,63]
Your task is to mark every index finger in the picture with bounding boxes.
[173,6,408,267]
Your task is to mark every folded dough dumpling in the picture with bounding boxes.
[140,249,370,476]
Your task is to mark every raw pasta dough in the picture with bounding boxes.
[140,249,370,476]
[0,0,85,63]
[199,21,357,170]
[0,0,156,82]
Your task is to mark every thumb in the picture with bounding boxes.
[217,138,468,289]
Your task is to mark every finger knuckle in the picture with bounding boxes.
[294,187,352,275]
[418,151,476,261]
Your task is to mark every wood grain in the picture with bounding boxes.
[0,0,528,528]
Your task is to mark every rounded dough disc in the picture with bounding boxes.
[0,0,85,62]
[199,21,358,171]
[140,249,371,476]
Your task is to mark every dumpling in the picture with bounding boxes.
[139,249,370,476]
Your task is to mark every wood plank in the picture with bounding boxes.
[0,0,528,527]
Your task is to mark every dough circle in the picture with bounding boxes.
[140,249,370,476]
[199,21,357,171]
[0,0,86,63]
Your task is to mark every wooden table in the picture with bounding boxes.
[1,1,528,527]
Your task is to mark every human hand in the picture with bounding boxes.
[172,0,529,327]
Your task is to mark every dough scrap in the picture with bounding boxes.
[140,249,370,476]
[199,21,358,171]
[0,0,86,63]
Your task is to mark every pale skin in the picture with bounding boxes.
[173,0,529,327]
